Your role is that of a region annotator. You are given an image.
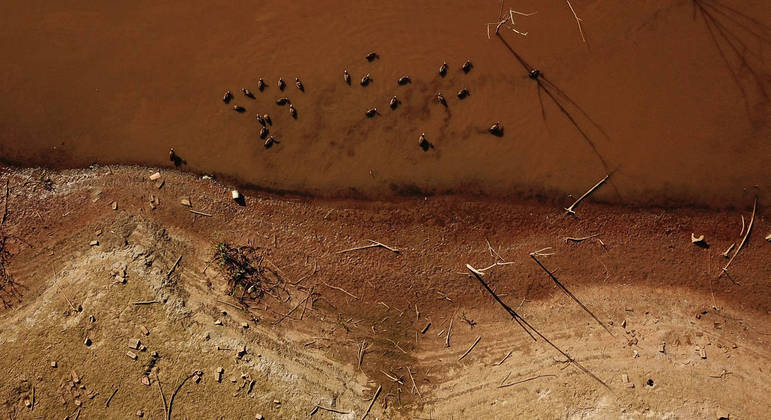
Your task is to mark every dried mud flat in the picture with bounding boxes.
[0,166,769,419]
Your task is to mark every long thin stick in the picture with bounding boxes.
[134,300,161,305]
[565,175,608,216]
[722,199,756,275]
[566,0,586,43]
[188,209,212,217]
[565,234,600,243]
[494,350,513,366]
[498,374,556,388]
[337,240,399,254]
[311,405,351,415]
[466,264,609,390]
[406,367,421,398]
[167,373,196,420]
[166,255,182,279]
[529,254,612,336]
[321,282,358,299]
[105,388,118,408]
[458,336,482,361]
[361,385,382,420]
[446,311,455,347]
[155,373,168,419]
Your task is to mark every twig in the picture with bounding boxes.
[321,282,358,299]
[380,370,403,385]
[458,336,482,361]
[565,0,586,43]
[498,374,556,388]
[188,209,212,217]
[466,264,610,390]
[155,372,168,419]
[494,350,513,366]
[358,340,367,370]
[740,215,745,237]
[361,385,382,420]
[105,388,118,407]
[216,299,246,311]
[272,287,314,325]
[167,373,196,420]
[565,175,608,216]
[721,199,756,275]
[31,386,35,410]
[565,234,600,243]
[166,255,182,279]
[133,300,161,305]
[337,240,399,254]
[406,367,421,399]
[446,311,456,347]
[529,253,613,335]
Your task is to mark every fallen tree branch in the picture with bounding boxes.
[407,367,421,399]
[105,388,118,408]
[529,253,612,335]
[565,175,608,216]
[167,373,197,420]
[310,405,351,416]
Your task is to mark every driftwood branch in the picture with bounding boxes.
[565,175,608,216]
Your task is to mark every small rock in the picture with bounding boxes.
[149,172,161,181]
[128,338,141,349]
[74,399,82,407]
[137,409,144,417]
[141,375,151,386]
[273,399,281,405]
[180,198,192,207]
[621,319,627,328]
[230,376,237,383]
[151,351,159,358]
[111,201,118,210]
[765,233,771,242]
[255,414,264,420]
[633,350,639,358]
[51,361,57,368]
[621,374,630,383]
[203,331,211,340]
[84,337,92,346]
[700,348,707,359]
[214,319,223,326]
[241,322,249,329]
[237,345,247,359]
[232,190,242,201]
[127,351,138,360]
[139,345,147,352]
[24,399,31,407]
[139,325,149,336]
[71,370,80,383]
[215,367,224,383]
[89,240,99,247]
[691,233,707,247]
[659,342,666,353]
[95,229,102,236]
[155,179,165,189]
[89,315,96,323]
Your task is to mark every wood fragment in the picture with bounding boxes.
[189,209,213,217]
[421,322,431,334]
[361,385,382,420]
[529,253,613,335]
[105,388,118,408]
[498,374,557,388]
[166,255,182,279]
[321,282,358,299]
[565,175,608,216]
[458,336,482,361]
[721,243,735,258]
[272,287,314,325]
[721,199,756,275]
[446,311,455,347]
[133,300,161,305]
[216,299,246,311]
[337,240,399,254]
[155,373,168,419]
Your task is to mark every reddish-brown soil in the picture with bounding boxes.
[1,1,769,206]
[0,166,769,418]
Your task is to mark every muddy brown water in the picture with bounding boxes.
[0,0,769,207]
